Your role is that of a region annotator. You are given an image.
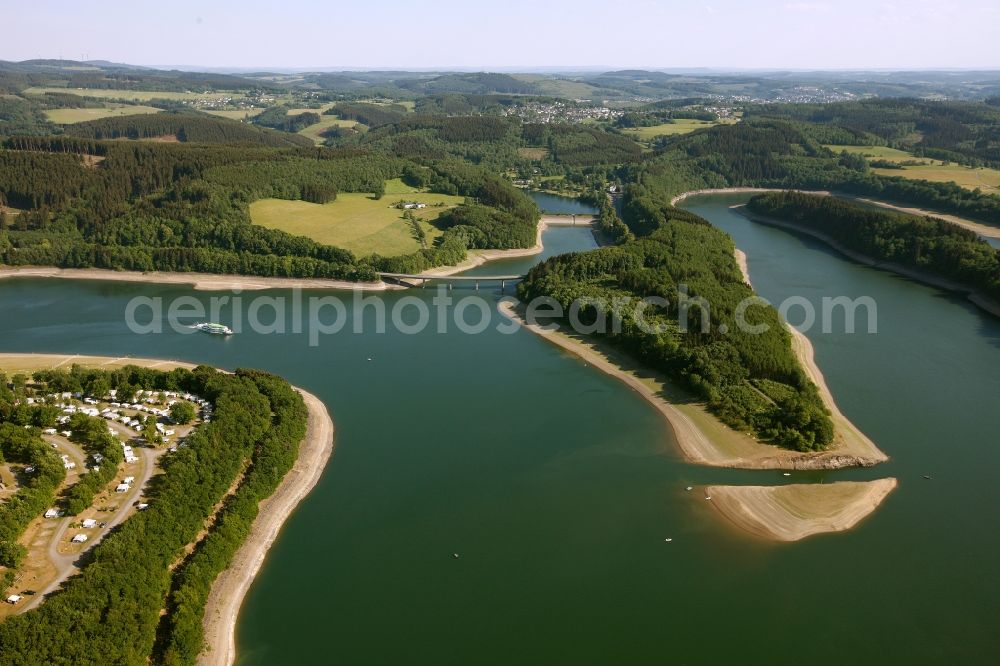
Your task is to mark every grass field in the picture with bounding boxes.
[23,87,241,102]
[873,163,1000,192]
[823,144,916,161]
[249,187,464,257]
[826,144,1000,192]
[44,105,161,124]
[622,118,735,140]
[204,108,265,120]
[286,103,336,115]
[297,115,360,144]
[517,147,550,160]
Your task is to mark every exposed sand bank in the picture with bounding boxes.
[732,250,889,466]
[734,248,750,286]
[497,302,887,470]
[199,388,334,666]
[669,187,826,206]
[706,479,898,541]
[670,186,1000,241]
[0,354,334,666]
[851,197,1000,240]
[0,266,393,292]
[0,352,195,374]
[0,215,598,290]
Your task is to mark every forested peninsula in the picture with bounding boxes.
[520,203,834,452]
[0,359,320,665]
[0,113,540,282]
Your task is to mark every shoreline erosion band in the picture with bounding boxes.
[0,354,334,666]
[4,188,954,661]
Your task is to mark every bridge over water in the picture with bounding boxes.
[378,272,524,290]
[377,213,595,290]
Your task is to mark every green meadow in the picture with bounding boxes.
[250,182,463,257]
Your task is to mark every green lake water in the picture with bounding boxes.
[526,190,599,216]
[0,194,997,663]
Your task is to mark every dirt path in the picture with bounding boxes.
[21,445,162,612]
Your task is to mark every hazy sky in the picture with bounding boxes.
[4,0,998,70]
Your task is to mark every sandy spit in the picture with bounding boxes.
[705,479,898,541]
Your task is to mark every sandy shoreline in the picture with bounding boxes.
[670,186,1000,240]
[853,197,1000,240]
[670,187,825,207]
[736,207,1000,318]
[497,302,886,470]
[0,215,597,290]
[497,299,896,539]
[0,354,334,666]
[413,214,596,279]
[0,352,196,374]
[198,388,334,666]
[0,266,393,292]
[731,252,888,465]
[706,479,898,541]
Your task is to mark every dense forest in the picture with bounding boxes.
[252,105,322,134]
[747,98,1000,167]
[0,96,56,136]
[0,364,308,665]
[632,119,1000,227]
[0,110,541,280]
[0,416,65,584]
[328,102,409,128]
[523,123,643,167]
[747,192,1000,305]
[2,65,1000,288]
[64,111,313,147]
[397,72,540,96]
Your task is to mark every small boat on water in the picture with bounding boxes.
[192,322,233,336]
